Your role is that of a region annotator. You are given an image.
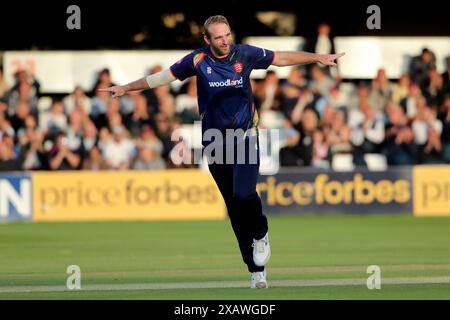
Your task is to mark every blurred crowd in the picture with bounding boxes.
[1,28,450,171]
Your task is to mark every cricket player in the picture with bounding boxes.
[100,15,344,289]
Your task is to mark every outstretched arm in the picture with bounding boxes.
[272,51,345,67]
[98,69,176,98]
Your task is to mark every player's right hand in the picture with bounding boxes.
[98,85,127,98]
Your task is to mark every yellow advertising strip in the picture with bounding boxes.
[413,166,450,217]
[32,170,226,222]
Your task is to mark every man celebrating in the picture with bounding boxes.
[100,15,344,289]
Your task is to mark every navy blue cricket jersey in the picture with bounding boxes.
[170,44,275,145]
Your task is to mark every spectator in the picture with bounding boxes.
[0,112,15,139]
[369,68,393,113]
[175,78,200,123]
[400,83,423,120]
[89,68,116,97]
[412,105,443,164]
[309,64,335,99]
[304,22,338,77]
[82,146,108,170]
[65,110,85,152]
[409,48,436,87]
[143,65,163,115]
[7,82,38,116]
[280,67,306,115]
[327,108,352,156]
[0,66,11,100]
[392,74,411,105]
[349,99,385,166]
[48,132,82,170]
[438,94,450,163]
[0,133,22,170]
[18,128,46,170]
[63,86,92,116]
[260,70,282,111]
[422,68,444,107]
[10,101,31,133]
[82,120,98,152]
[384,106,416,165]
[132,144,166,170]
[280,108,318,166]
[124,92,151,137]
[154,113,175,160]
[90,84,110,122]
[102,125,136,170]
[442,56,450,92]
[39,100,68,135]
[311,128,329,168]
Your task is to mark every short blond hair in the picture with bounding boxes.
[203,15,230,39]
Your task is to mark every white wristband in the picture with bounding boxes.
[145,69,176,88]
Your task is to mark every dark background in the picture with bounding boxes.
[0,0,449,50]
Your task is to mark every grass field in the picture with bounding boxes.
[1,214,450,299]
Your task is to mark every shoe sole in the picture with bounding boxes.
[255,281,268,289]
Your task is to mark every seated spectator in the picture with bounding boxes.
[311,128,329,168]
[412,105,443,164]
[39,100,68,135]
[0,112,15,139]
[349,100,385,166]
[384,106,417,165]
[438,94,450,163]
[0,66,11,100]
[369,68,393,113]
[102,126,136,170]
[442,56,450,92]
[18,128,46,170]
[0,133,22,170]
[90,84,110,121]
[132,144,166,170]
[327,85,348,110]
[280,67,306,115]
[400,84,423,120]
[422,67,444,107]
[154,113,175,160]
[327,108,352,156]
[7,81,38,116]
[63,86,92,116]
[157,91,176,118]
[175,78,200,124]
[135,124,163,155]
[82,120,98,152]
[392,74,411,105]
[143,65,163,116]
[10,101,31,133]
[48,132,82,170]
[82,146,108,170]
[260,70,282,111]
[97,127,112,153]
[280,109,318,166]
[289,85,326,124]
[124,92,151,138]
[65,110,85,152]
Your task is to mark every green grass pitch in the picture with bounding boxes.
[1,214,450,299]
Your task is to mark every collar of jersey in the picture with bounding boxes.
[207,45,237,63]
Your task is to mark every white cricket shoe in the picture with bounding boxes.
[252,232,271,267]
[251,271,268,289]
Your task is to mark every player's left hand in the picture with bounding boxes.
[317,52,345,66]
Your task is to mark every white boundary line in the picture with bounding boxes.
[1,277,450,294]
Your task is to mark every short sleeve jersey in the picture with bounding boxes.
[170,44,275,142]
